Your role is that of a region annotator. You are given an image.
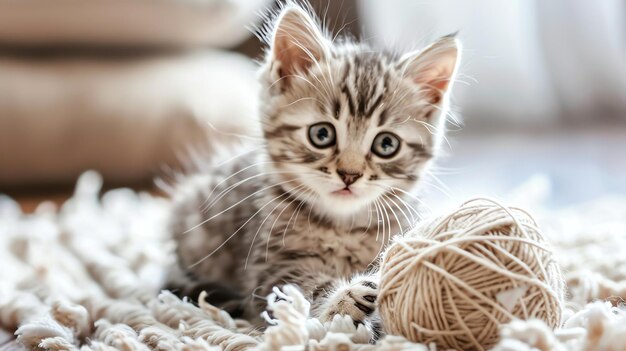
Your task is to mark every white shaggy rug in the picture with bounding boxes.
[1,172,625,351]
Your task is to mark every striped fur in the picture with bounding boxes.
[167,1,460,338]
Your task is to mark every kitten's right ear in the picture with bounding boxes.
[270,5,328,82]
[400,34,460,104]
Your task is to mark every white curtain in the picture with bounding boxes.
[359,0,626,127]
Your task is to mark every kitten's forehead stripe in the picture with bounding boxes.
[341,85,356,117]
[340,63,357,118]
[366,94,383,118]
[377,109,389,127]
[337,51,393,122]
[332,99,341,119]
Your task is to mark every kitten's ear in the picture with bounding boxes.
[270,5,328,80]
[400,34,460,103]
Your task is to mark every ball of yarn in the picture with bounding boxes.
[378,199,564,351]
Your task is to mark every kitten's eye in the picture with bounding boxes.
[308,122,336,148]
[371,132,401,158]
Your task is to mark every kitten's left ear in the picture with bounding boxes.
[400,34,461,104]
[270,5,329,81]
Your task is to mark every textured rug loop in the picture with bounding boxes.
[1,172,626,350]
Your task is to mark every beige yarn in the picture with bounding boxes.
[378,198,565,351]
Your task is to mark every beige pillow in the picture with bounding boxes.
[0,0,271,48]
[0,50,260,186]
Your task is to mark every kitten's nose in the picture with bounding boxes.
[337,169,362,186]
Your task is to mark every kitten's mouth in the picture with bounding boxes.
[332,187,354,196]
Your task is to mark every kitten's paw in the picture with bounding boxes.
[319,278,378,326]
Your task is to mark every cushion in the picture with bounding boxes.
[0,0,271,48]
[0,50,260,186]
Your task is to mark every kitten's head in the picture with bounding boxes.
[258,3,460,219]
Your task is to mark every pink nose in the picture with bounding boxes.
[337,169,362,186]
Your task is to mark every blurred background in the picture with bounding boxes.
[1,0,625,211]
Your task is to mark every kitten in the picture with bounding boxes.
[166,2,460,336]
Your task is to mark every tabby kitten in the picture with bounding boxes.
[167,2,460,335]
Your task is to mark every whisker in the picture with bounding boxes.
[205,120,265,142]
[286,35,334,100]
[188,190,288,269]
[244,183,309,269]
[376,198,386,245]
[216,146,262,167]
[370,183,427,216]
[204,169,317,213]
[427,165,464,175]
[388,191,421,220]
[427,172,456,197]
[306,193,316,235]
[282,188,315,246]
[365,202,382,268]
[381,193,411,230]
[373,201,381,248]
[410,118,453,151]
[387,186,433,214]
[374,199,390,259]
[361,202,373,237]
[265,185,315,261]
[419,177,455,200]
[274,66,328,104]
[187,176,318,234]
[281,96,323,108]
[200,160,278,210]
[379,195,399,233]
[372,199,382,242]
[381,199,393,242]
